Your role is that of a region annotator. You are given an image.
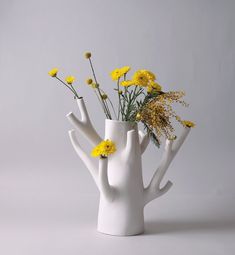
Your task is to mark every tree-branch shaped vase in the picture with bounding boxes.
[67,98,191,236]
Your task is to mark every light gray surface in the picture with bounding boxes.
[1,0,235,254]
[0,189,235,255]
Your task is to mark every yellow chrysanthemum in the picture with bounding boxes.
[91,146,102,157]
[65,76,75,85]
[121,80,136,87]
[91,139,116,158]
[132,70,150,87]
[141,70,156,81]
[110,68,122,81]
[110,66,131,81]
[120,66,131,75]
[48,68,58,77]
[181,120,195,128]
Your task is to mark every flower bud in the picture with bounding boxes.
[101,94,108,100]
[86,78,93,85]
[84,52,91,59]
[48,68,58,77]
[136,113,142,121]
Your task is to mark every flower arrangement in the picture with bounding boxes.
[48,52,195,152]
[48,52,196,236]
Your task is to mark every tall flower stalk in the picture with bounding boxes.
[85,52,112,119]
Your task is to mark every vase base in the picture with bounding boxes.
[97,227,144,236]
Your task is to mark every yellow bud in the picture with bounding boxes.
[168,135,177,140]
[181,120,195,128]
[86,78,93,85]
[84,52,91,59]
[91,83,99,89]
[176,116,181,121]
[136,113,142,121]
[101,94,108,100]
[118,90,123,95]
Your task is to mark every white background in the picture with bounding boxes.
[0,0,235,254]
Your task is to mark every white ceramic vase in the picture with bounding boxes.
[66,98,191,236]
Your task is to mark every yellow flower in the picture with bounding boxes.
[86,78,93,85]
[91,146,102,157]
[84,52,91,59]
[110,68,122,81]
[132,70,150,87]
[101,94,108,100]
[146,87,151,93]
[110,66,131,81]
[91,139,116,157]
[142,70,156,81]
[48,68,58,77]
[147,81,162,93]
[181,120,195,128]
[120,66,131,75]
[121,80,135,87]
[65,76,75,85]
[139,91,187,141]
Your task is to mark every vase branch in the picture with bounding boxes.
[66,98,102,146]
[144,127,191,205]
[68,130,99,188]
[99,158,115,202]
[138,130,150,154]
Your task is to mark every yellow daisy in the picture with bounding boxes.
[48,68,58,77]
[65,76,75,85]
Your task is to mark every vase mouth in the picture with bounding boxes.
[105,119,136,124]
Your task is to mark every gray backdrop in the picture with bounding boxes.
[1,0,235,254]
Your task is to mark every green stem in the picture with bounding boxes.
[55,76,81,99]
[117,78,121,120]
[88,58,112,119]
[70,84,80,98]
[100,88,117,119]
